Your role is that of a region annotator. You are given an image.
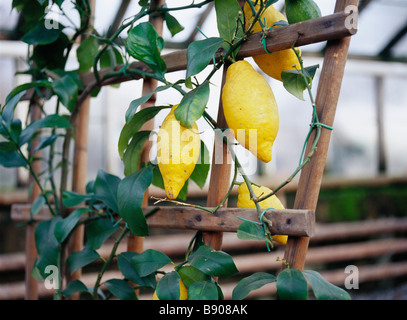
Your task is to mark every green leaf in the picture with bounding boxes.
[188,245,238,277]
[34,134,59,153]
[34,217,61,278]
[237,221,267,241]
[104,279,138,300]
[62,280,90,297]
[85,218,119,250]
[165,13,184,37]
[21,23,61,45]
[303,270,351,300]
[174,80,209,128]
[117,166,152,236]
[19,114,71,146]
[232,272,276,300]
[77,36,99,72]
[66,248,100,275]
[54,208,91,243]
[32,32,71,70]
[123,130,151,176]
[62,190,93,207]
[100,46,123,69]
[214,0,243,43]
[277,268,308,300]
[156,271,181,300]
[188,281,218,300]
[52,74,79,112]
[5,81,52,105]
[177,266,210,289]
[2,91,27,128]
[93,170,121,212]
[0,150,26,168]
[30,194,46,216]
[126,22,166,78]
[124,88,171,123]
[117,252,156,288]
[131,249,171,277]
[281,64,319,101]
[190,141,210,189]
[186,37,224,79]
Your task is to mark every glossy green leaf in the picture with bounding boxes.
[34,134,59,153]
[100,46,123,69]
[126,22,166,78]
[54,208,91,243]
[0,150,26,168]
[104,279,138,300]
[156,271,181,300]
[214,0,243,43]
[5,81,51,106]
[117,252,156,288]
[174,80,209,128]
[117,166,153,236]
[52,75,79,112]
[77,36,99,72]
[186,37,224,79]
[303,270,351,300]
[232,272,276,300]
[61,280,90,297]
[93,170,121,212]
[34,217,61,278]
[131,249,171,277]
[21,23,61,45]
[237,221,267,241]
[85,218,119,250]
[66,248,100,275]
[123,130,151,176]
[188,281,218,300]
[281,64,319,101]
[62,190,94,207]
[165,12,184,37]
[30,194,46,216]
[190,141,210,189]
[19,114,71,146]
[177,266,210,288]
[277,268,308,300]
[188,245,238,277]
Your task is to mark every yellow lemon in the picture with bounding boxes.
[152,280,188,300]
[237,183,288,245]
[244,1,301,81]
[157,105,200,199]
[222,60,278,163]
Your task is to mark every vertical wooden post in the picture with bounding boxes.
[25,99,42,300]
[67,0,96,299]
[283,0,359,270]
[203,64,233,250]
[126,0,165,268]
[375,76,386,174]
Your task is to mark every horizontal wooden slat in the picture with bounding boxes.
[79,11,356,88]
[10,204,315,237]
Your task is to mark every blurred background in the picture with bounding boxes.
[0,0,407,300]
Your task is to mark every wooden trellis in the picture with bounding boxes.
[11,0,359,299]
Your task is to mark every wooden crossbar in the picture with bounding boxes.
[10,204,315,237]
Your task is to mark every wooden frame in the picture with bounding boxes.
[11,0,359,299]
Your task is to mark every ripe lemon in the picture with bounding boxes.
[222,60,278,163]
[152,280,188,300]
[157,105,200,199]
[237,183,288,245]
[243,1,301,81]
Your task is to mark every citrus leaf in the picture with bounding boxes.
[85,218,119,250]
[188,245,238,277]
[164,12,184,37]
[281,70,307,101]
[117,166,153,236]
[52,74,79,112]
[214,0,243,43]
[77,36,99,72]
[186,38,224,79]
[237,221,267,241]
[120,105,169,158]
[66,248,100,275]
[21,23,61,45]
[178,266,210,288]
[126,22,166,78]
[117,252,156,288]
[93,170,121,212]
[277,268,308,300]
[303,270,351,300]
[174,80,209,128]
[104,279,138,300]
[188,281,218,300]
[131,249,171,277]
[54,208,91,243]
[5,81,51,105]
[123,130,151,176]
[62,280,90,297]
[156,271,181,300]
[232,272,276,300]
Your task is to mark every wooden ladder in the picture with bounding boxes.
[10,0,359,299]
